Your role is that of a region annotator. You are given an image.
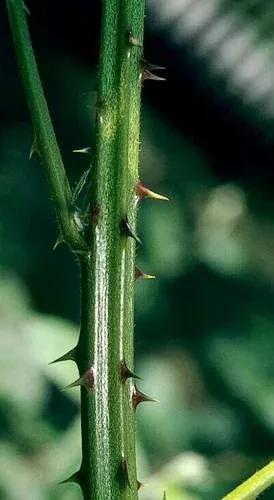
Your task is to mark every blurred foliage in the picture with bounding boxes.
[2,1,274,499]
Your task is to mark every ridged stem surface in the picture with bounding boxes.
[6,0,145,498]
[77,1,145,498]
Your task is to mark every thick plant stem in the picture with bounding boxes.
[5,0,85,251]
[76,1,145,498]
[6,0,145,498]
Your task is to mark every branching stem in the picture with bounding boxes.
[6,0,145,498]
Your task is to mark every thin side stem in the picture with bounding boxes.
[76,0,145,499]
[5,0,85,250]
[222,461,274,500]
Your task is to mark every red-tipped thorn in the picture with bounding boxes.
[121,360,142,382]
[118,458,131,488]
[142,69,166,81]
[132,384,159,410]
[65,367,94,390]
[49,348,76,365]
[59,470,81,485]
[135,267,155,280]
[120,218,142,245]
[136,181,169,201]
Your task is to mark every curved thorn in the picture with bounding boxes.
[121,360,142,382]
[135,267,156,280]
[136,181,169,201]
[49,347,77,365]
[53,232,65,251]
[120,218,142,245]
[65,367,94,390]
[132,384,159,410]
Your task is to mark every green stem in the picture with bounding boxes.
[222,461,274,500]
[76,1,145,498]
[6,0,145,497]
[5,0,85,251]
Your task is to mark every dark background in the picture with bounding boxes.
[1,1,274,499]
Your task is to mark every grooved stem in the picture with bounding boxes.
[6,0,145,498]
[76,1,145,499]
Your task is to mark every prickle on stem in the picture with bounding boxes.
[132,384,159,410]
[49,347,76,365]
[135,267,155,280]
[120,217,142,245]
[73,147,91,155]
[65,367,95,390]
[137,480,143,490]
[136,181,169,201]
[121,359,141,382]
[59,470,81,485]
[29,136,40,159]
[141,58,166,82]
[53,231,65,251]
[118,458,131,488]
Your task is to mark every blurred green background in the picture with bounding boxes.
[1,0,274,499]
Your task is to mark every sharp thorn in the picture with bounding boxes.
[23,2,31,15]
[121,360,142,382]
[71,249,90,259]
[136,181,169,201]
[120,218,142,245]
[53,232,65,251]
[118,458,131,488]
[137,480,143,490]
[29,136,39,159]
[73,147,91,155]
[59,471,81,485]
[135,267,156,280]
[132,384,159,410]
[141,58,165,71]
[49,348,76,365]
[142,69,166,81]
[163,491,167,500]
[64,367,94,390]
